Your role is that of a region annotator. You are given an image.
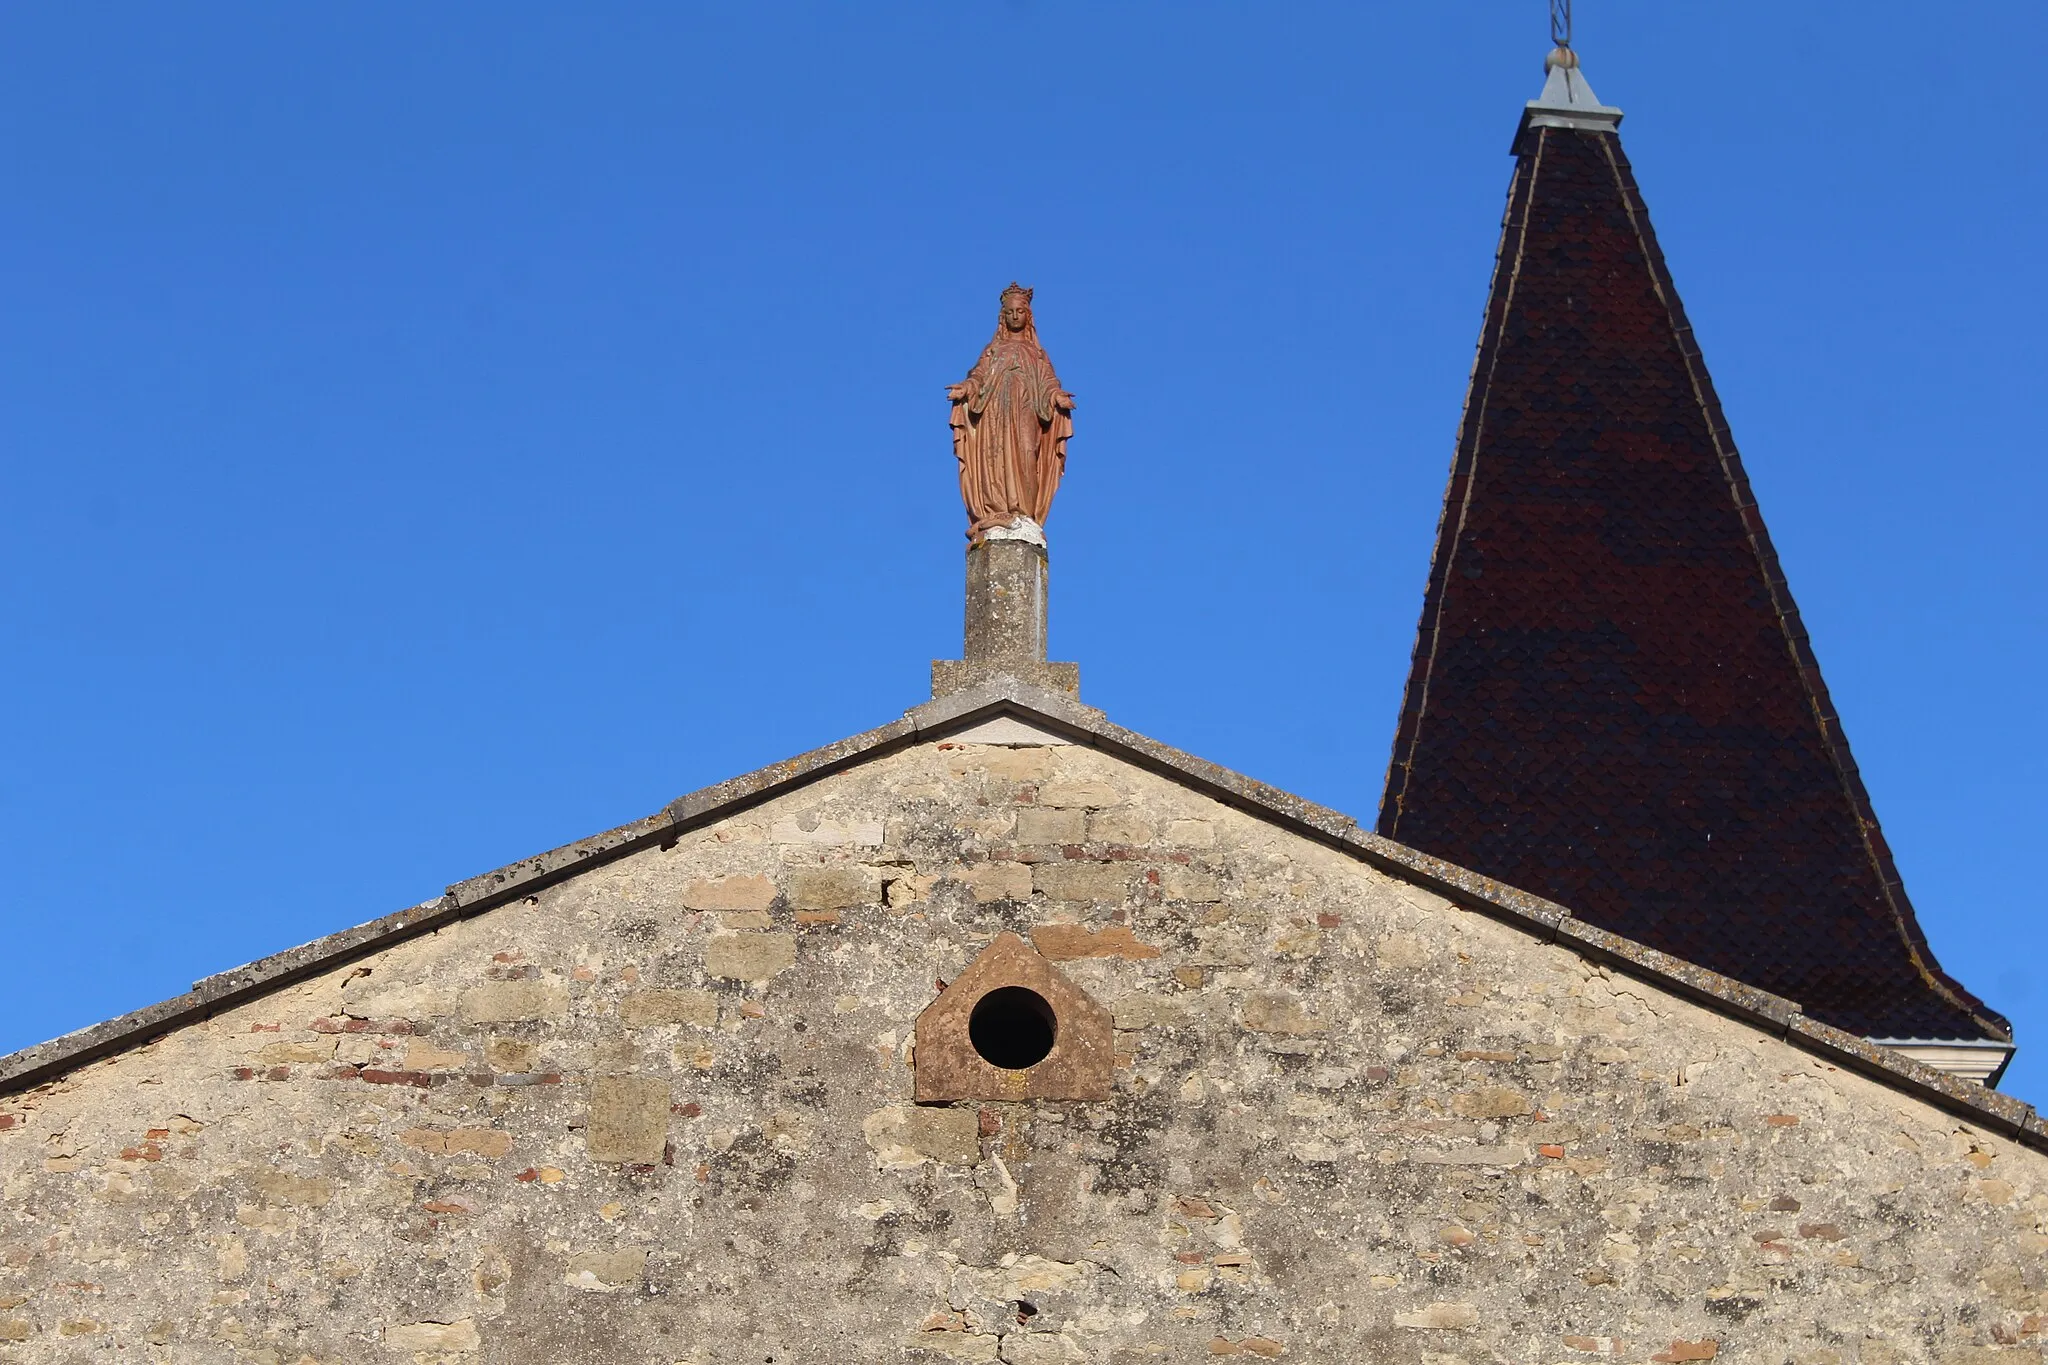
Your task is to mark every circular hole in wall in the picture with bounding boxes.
[969,987,1057,1070]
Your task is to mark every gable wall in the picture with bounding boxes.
[1,739,2042,1363]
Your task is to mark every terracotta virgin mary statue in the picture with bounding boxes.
[948,284,1075,541]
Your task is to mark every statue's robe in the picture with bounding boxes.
[951,331,1072,538]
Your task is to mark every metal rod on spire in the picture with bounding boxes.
[1550,0,1572,51]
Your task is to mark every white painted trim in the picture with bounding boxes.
[1871,1040,2015,1084]
[939,715,1074,746]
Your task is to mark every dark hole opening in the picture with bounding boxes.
[969,986,1057,1070]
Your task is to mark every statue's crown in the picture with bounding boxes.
[1000,282,1034,304]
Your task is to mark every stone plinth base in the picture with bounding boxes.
[934,534,1080,698]
[964,536,1047,662]
[931,659,1081,698]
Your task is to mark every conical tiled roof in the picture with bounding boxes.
[1378,54,2007,1044]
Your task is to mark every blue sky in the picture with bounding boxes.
[4,4,2043,1102]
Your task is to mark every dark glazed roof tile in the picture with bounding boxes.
[1378,122,2007,1045]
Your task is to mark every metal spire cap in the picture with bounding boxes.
[1520,45,1624,139]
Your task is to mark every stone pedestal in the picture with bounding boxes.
[931,536,1081,697]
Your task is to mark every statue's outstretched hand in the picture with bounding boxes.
[946,383,970,401]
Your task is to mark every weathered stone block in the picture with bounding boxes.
[401,1041,468,1070]
[340,975,452,1019]
[1038,780,1121,808]
[564,1248,648,1292]
[1088,810,1155,844]
[960,862,1033,903]
[704,933,796,981]
[863,1104,980,1168]
[1453,1086,1533,1118]
[1110,994,1189,1029]
[905,1328,1001,1361]
[789,866,882,910]
[484,1037,536,1071]
[1014,807,1086,844]
[1158,866,1221,902]
[1376,933,1432,968]
[1000,1333,1081,1364]
[1394,1302,1479,1330]
[620,989,719,1028]
[770,815,884,846]
[1034,862,1127,902]
[1240,991,1325,1034]
[682,873,777,912]
[883,871,937,907]
[587,1075,669,1163]
[402,1126,512,1157]
[458,979,568,1024]
[385,1319,481,1352]
[942,745,1056,781]
[249,1171,332,1207]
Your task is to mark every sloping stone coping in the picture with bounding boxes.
[2,676,2036,1150]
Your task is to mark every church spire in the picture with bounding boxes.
[1379,47,2011,1061]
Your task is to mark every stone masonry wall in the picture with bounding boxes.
[1,738,2044,1363]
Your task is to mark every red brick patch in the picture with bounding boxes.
[1562,1337,1623,1355]
[1062,845,1141,861]
[1031,924,1162,961]
[360,1069,432,1088]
